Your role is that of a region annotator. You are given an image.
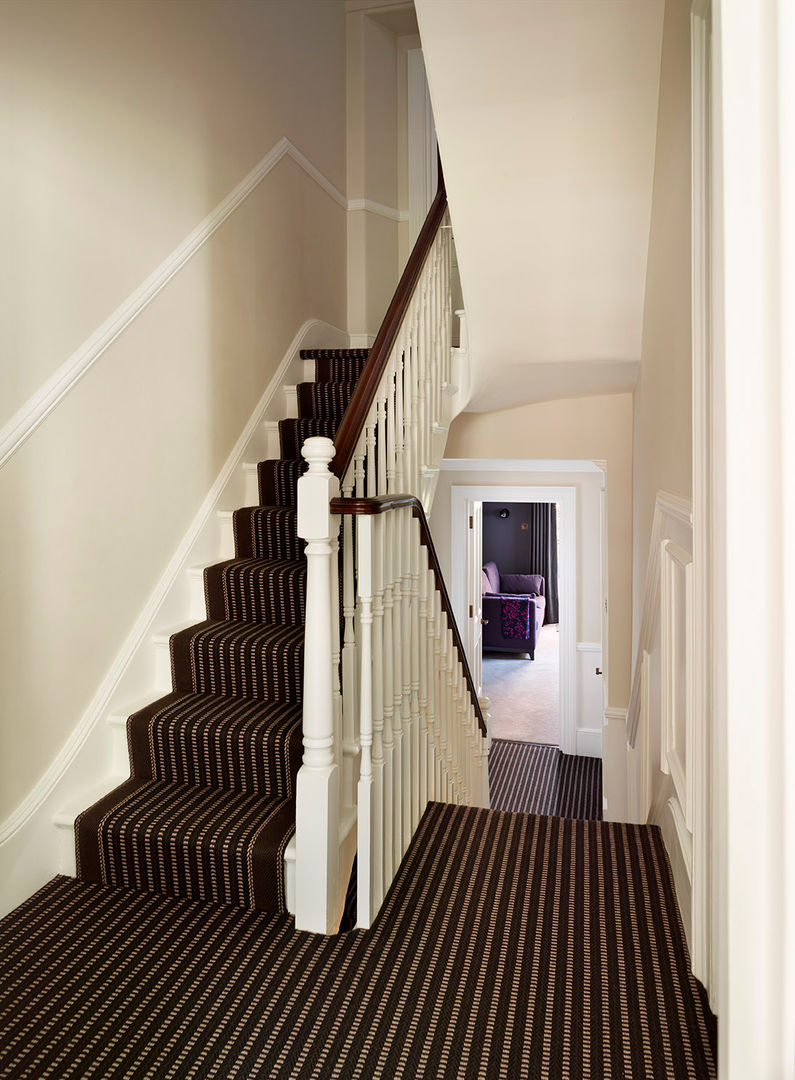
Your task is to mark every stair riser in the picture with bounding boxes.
[127,699,302,800]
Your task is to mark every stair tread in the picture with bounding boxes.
[170,618,304,704]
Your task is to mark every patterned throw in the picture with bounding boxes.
[75,348,370,915]
[499,593,533,638]
[0,802,717,1079]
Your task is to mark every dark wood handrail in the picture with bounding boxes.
[331,171,448,481]
[331,494,487,737]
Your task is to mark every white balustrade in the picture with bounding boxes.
[294,207,490,934]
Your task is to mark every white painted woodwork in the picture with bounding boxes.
[295,437,342,934]
[295,212,484,931]
[624,492,708,992]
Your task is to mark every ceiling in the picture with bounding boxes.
[415,0,665,412]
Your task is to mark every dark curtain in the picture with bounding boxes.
[528,503,559,623]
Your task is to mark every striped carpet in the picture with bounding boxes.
[74,348,370,916]
[0,802,716,1079]
[490,738,603,820]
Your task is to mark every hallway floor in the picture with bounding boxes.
[0,787,716,1078]
[484,623,560,743]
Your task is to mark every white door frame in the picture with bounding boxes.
[710,0,795,1070]
[451,484,577,755]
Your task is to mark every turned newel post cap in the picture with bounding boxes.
[301,436,335,473]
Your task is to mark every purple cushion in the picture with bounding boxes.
[499,573,545,597]
[482,562,500,595]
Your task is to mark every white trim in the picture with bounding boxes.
[347,198,408,223]
[576,641,601,653]
[690,0,713,997]
[604,705,628,725]
[0,319,347,863]
[450,483,578,756]
[0,138,404,470]
[576,728,602,757]
[627,490,693,746]
[441,458,604,474]
[349,333,377,349]
[660,539,694,828]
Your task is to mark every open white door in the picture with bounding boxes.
[600,483,609,718]
[466,500,483,695]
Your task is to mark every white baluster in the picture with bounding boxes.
[400,507,413,849]
[395,337,406,493]
[365,406,377,498]
[371,515,386,902]
[478,695,492,808]
[354,432,366,498]
[386,357,397,494]
[341,471,357,806]
[409,514,422,829]
[381,510,395,885]
[295,436,340,934]
[376,388,387,496]
[390,508,404,865]
[356,514,374,927]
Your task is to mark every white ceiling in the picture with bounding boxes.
[415,0,664,412]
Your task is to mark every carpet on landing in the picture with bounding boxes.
[0,802,715,1079]
[489,738,603,820]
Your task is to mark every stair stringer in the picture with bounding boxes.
[0,318,350,920]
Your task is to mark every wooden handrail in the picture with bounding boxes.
[331,172,448,481]
[331,494,487,737]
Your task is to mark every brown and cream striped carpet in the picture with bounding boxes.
[0,801,716,1078]
[489,739,603,820]
[75,348,371,916]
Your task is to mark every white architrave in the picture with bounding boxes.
[450,484,579,756]
[690,0,713,998]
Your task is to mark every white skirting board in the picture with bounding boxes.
[0,318,349,919]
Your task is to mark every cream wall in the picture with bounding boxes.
[0,1,348,821]
[346,9,401,339]
[632,0,692,654]
[1,0,347,422]
[442,393,633,709]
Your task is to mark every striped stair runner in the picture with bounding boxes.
[75,348,370,914]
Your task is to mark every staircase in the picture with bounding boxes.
[75,348,370,916]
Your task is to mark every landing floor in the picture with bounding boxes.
[0,801,715,1078]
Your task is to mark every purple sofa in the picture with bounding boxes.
[481,561,546,659]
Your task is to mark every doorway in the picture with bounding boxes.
[451,484,578,754]
[481,500,561,745]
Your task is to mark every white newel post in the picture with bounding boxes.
[296,436,341,933]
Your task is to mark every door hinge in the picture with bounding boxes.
[469,604,473,619]
[469,515,473,529]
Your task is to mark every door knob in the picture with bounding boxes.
[481,618,489,625]
[595,667,603,676]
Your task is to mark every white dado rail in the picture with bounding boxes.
[294,172,489,932]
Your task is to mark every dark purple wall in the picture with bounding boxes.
[483,501,547,573]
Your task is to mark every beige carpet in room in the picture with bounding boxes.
[482,623,560,744]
